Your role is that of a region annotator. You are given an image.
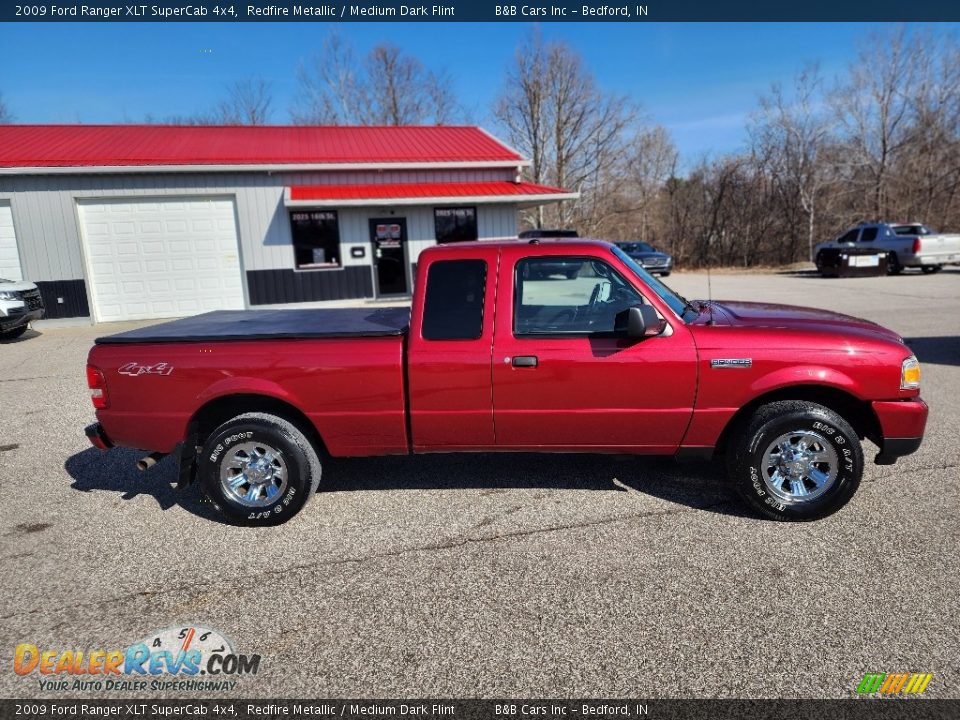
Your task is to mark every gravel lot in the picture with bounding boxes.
[1,268,958,699]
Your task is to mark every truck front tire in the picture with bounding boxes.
[198,412,321,526]
[727,401,863,521]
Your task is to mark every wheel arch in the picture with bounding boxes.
[190,393,328,458]
[714,384,881,457]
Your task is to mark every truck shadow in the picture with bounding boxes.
[64,448,750,521]
[322,453,748,516]
[64,448,228,524]
[904,336,960,368]
[0,328,41,344]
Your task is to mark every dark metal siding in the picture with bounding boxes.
[35,280,89,319]
[246,267,373,305]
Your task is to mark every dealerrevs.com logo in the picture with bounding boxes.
[13,626,261,692]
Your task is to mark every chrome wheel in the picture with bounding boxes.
[219,442,288,507]
[760,430,838,504]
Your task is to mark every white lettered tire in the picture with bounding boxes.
[198,412,321,526]
[728,401,863,521]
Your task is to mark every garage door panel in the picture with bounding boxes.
[80,197,244,322]
[0,202,23,281]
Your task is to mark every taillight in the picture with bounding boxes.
[86,365,108,409]
[912,237,922,254]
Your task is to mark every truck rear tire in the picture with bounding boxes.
[198,412,321,526]
[887,254,903,275]
[727,401,862,521]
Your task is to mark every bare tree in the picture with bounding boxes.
[215,78,273,125]
[292,32,457,125]
[624,126,678,240]
[154,78,273,126]
[896,30,960,223]
[494,31,636,232]
[833,27,916,219]
[291,32,363,124]
[752,65,836,260]
[0,93,13,123]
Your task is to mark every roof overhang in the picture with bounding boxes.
[0,160,530,176]
[284,181,578,208]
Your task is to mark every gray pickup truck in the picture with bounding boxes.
[0,278,45,340]
[815,222,960,275]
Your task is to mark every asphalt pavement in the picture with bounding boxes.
[0,267,957,699]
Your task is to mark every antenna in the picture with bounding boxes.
[706,264,715,326]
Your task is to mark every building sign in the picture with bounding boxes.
[374,223,403,247]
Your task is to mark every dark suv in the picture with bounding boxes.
[615,242,673,276]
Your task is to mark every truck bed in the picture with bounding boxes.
[95,307,411,345]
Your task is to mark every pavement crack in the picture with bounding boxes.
[866,461,959,483]
[0,375,63,383]
[0,500,725,624]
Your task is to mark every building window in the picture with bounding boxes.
[434,207,478,244]
[290,211,341,269]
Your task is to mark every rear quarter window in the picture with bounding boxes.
[421,259,487,341]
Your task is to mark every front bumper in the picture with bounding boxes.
[643,261,673,274]
[872,398,928,464]
[85,423,114,451]
[0,308,44,331]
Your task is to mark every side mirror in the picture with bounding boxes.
[615,305,661,338]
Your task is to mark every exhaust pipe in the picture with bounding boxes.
[137,452,166,471]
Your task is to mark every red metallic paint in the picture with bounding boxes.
[89,337,408,456]
[86,240,927,463]
[871,399,929,440]
[407,244,500,450]
[490,245,697,451]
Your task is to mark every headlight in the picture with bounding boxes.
[901,356,921,390]
[0,291,18,301]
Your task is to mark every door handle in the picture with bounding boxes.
[512,355,538,368]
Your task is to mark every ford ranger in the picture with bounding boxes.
[84,240,928,525]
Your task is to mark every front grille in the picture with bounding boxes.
[643,258,667,267]
[19,289,43,311]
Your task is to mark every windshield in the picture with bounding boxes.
[611,246,695,321]
[617,241,656,253]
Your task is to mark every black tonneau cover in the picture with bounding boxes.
[95,308,410,345]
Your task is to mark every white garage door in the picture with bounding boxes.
[79,197,245,322]
[0,201,22,281]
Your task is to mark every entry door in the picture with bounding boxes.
[491,248,698,452]
[369,218,408,296]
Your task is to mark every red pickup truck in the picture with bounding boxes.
[85,240,927,525]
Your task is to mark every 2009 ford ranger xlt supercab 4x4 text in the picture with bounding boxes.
[84,240,928,525]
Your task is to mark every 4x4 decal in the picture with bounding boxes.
[118,362,174,377]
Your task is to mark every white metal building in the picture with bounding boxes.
[0,125,576,322]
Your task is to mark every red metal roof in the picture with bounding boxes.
[0,125,524,169]
[288,181,574,203]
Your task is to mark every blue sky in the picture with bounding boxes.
[0,22,954,161]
